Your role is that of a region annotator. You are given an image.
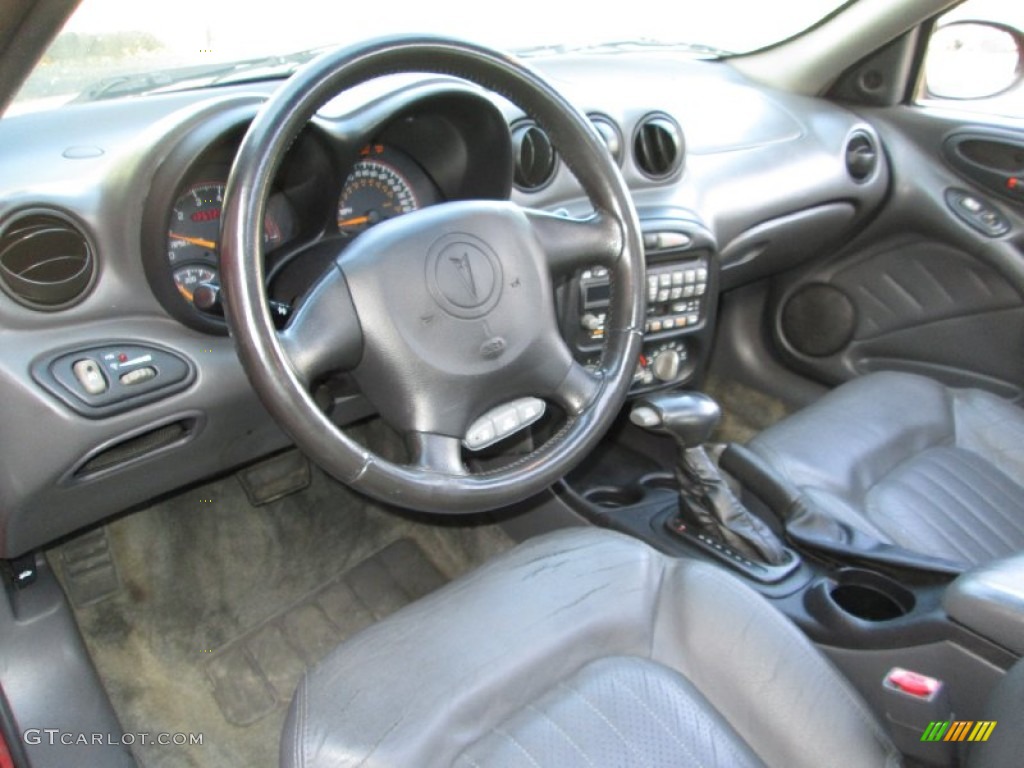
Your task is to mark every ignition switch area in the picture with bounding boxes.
[31,341,195,417]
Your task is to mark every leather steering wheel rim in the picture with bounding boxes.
[221,36,645,514]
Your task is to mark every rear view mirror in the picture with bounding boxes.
[924,21,1024,100]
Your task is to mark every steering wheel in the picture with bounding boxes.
[220,36,644,514]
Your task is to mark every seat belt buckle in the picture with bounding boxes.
[881,667,955,767]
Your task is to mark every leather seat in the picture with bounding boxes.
[281,528,902,767]
[745,372,1024,569]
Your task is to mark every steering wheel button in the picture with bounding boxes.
[494,409,521,436]
[516,398,546,423]
[465,420,497,450]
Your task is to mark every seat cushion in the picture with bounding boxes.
[455,656,765,768]
[281,528,899,768]
[749,372,1024,567]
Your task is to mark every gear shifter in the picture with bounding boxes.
[631,392,788,565]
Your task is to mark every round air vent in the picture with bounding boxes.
[511,121,557,191]
[845,130,878,182]
[589,114,623,165]
[0,211,95,310]
[633,113,684,179]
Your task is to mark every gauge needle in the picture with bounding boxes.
[169,232,218,249]
[338,215,369,228]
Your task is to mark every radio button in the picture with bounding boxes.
[658,273,672,288]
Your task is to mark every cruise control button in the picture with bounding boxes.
[465,420,496,450]
[464,398,547,451]
[516,398,546,423]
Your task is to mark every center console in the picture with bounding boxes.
[554,389,1020,767]
[560,209,717,393]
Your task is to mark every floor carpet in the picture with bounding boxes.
[704,373,794,445]
[48,451,514,768]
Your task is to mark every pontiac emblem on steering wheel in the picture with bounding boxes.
[427,233,503,318]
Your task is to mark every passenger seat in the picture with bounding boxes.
[741,372,1024,570]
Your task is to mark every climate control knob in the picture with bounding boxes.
[652,348,681,382]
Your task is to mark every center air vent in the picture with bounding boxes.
[0,211,95,310]
[633,113,684,179]
[589,114,623,165]
[511,121,557,191]
[845,130,879,182]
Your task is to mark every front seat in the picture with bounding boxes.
[743,371,1024,570]
[281,528,902,767]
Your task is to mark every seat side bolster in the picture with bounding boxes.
[952,387,1024,484]
[652,559,901,768]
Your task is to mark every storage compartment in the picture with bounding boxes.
[943,552,1024,655]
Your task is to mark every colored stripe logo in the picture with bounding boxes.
[921,721,997,742]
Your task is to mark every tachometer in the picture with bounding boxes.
[337,146,420,236]
[167,181,281,268]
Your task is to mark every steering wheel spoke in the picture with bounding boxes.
[406,432,468,476]
[551,360,602,418]
[278,264,363,386]
[526,209,623,276]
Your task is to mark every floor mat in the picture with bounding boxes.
[205,538,445,726]
[704,374,794,445]
[48,452,514,768]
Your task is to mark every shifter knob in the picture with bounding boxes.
[629,392,720,448]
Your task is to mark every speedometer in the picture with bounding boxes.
[337,147,420,236]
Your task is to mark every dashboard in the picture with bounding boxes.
[0,53,888,558]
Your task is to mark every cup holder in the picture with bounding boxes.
[808,568,915,626]
[581,486,645,509]
[580,472,675,509]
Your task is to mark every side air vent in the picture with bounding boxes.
[511,121,558,191]
[633,113,684,179]
[845,130,879,182]
[589,114,623,165]
[0,211,95,309]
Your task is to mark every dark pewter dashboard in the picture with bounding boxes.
[0,52,888,557]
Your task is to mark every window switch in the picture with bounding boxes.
[72,359,107,395]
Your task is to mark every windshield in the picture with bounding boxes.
[11,0,854,115]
